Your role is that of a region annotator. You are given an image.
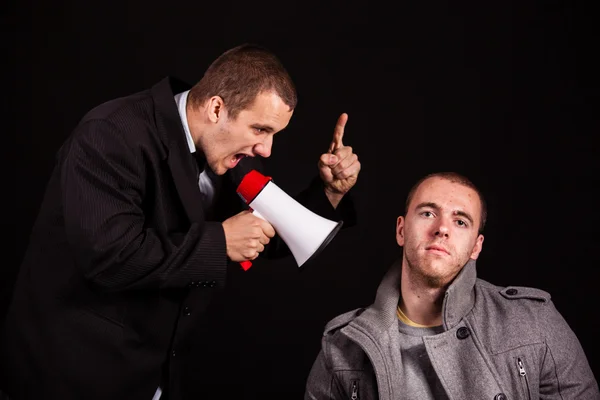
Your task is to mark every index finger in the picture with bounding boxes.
[329,113,348,153]
[259,218,276,238]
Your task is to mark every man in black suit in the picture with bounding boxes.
[1,44,361,400]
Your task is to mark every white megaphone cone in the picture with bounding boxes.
[236,170,343,270]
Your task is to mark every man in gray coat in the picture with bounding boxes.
[305,171,599,399]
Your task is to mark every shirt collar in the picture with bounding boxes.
[173,90,196,154]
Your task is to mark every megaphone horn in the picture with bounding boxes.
[236,170,343,271]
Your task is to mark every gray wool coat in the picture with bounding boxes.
[304,259,599,400]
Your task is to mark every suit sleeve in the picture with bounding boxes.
[230,155,357,229]
[264,175,357,259]
[62,119,227,291]
[295,175,357,228]
[539,300,600,399]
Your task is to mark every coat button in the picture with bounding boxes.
[188,281,196,288]
[506,288,518,295]
[171,350,176,357]
[456,326,470,340]
[183,306,191,316]
[494,393,507,400]
[210,280,216,287]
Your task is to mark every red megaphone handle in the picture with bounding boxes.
[238,206,255,272]
[240,260,252,271]
[238,204,262,271]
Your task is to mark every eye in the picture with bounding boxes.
[421,211,434,218]
[254,127,265,134]
[456,220,468,228]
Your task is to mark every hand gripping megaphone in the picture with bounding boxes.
[236,170,343,271]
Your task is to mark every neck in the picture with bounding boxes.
[398,261,446,327]
[186,100,208,149]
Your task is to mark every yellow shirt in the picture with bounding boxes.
[396,305,439,328]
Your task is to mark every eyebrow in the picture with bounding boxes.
[251,123,275,133]
[415,201,475,226]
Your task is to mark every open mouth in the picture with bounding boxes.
[230,153,248,167]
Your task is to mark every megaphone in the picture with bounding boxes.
[236,170,343,271]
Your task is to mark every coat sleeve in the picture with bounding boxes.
[61,119,227,291]
[305,346,338,400]
[538,299,600,399]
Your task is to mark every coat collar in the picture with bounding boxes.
[357,257,478,332]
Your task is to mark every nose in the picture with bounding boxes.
[433,218,450,238]
[253,135,273,158]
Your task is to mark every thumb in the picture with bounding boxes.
[320,153,338,167]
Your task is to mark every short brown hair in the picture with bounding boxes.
[188,44,297,119]
[405,172,487,234]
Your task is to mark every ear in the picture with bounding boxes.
[469,234,485,260]
[206,96,225,123]
[396,216,406,247]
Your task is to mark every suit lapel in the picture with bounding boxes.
[151,77,205,223]
[167,138,205,223]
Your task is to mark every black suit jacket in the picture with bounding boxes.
[1,77,355,399]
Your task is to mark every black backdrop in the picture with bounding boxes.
[7,0,598,398]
